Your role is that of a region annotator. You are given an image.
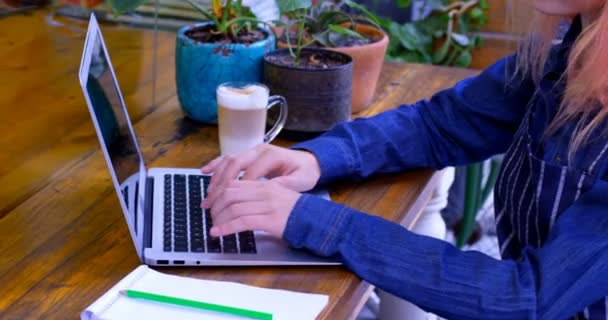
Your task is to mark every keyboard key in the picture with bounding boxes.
[191,236,205,251]
[174,245,188,252]
[223,234,237,243]
[224,246,238,253]
[222,234,237,252]
[223,236,237,250]
[207,236,221,253]
[192,246,205,252]
[238,231,257,254]
[164,246,172,252]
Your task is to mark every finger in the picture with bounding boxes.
[210,186,266,218]
[207,150,260,202]
[241,149,285,181]
[271,174,311,192]
[204,160,229,204]
[271,175,300,191]
[200,156,223,173]
[210,214,269,237]
[213,200,269,226]
[202,180,266,209]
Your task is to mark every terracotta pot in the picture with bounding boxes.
[278,24,388,113]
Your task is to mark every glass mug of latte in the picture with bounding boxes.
[216,82,288,155]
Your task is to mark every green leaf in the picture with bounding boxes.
[470,7,484,19]
[415,14,449,35]
[344,1,382,28]
[328,24,365,40]
[394,25,417,50]
[454,50,472,67]
[107,0,146,14]
[396,0,412,8]
[277,0,312,14]
[451,33,470,47]
[316,11,351,31]
[312,31,332,47]
[425,0,447,11]
[184,0,219,25]
[473,35,484,48]
[432,38,450,64]
[458,14,470,34]
[479,0,489,10]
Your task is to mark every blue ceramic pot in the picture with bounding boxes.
[175,22,276,124]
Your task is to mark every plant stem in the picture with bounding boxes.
[223,0,233,38]
[285,24,296,60]
[443,0,479,14]
[227,17,278,39]
[185,0,219,26]
[295,19,305,67]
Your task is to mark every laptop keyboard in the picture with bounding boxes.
[162,174,257,254]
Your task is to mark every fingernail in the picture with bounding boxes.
[210,227,219,237]
[200,200,208,208]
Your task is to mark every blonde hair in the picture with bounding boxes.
[509,1,608,157]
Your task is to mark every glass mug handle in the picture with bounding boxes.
[264,95,288,143]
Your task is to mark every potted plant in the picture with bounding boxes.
[275,0,389,113]
[263,0,353,140]
[380,0,489,67]
[108,0,276,124]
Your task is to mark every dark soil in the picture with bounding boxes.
[185,24,266,45]
[266,50,350,69]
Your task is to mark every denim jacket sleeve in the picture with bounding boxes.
[292,55,535,184]
[284,181,608,320]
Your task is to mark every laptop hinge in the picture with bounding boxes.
[143,176,154,249]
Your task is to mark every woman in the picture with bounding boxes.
[201,0,608,318]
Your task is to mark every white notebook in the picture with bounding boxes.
[81,265,328,320]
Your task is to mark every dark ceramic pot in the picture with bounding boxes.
[263,48,353,140]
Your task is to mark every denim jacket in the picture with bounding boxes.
[286,18,608,319]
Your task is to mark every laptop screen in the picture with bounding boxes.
[80,16,145,251]
[86,55,141,186]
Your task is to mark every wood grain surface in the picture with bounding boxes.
[0,8,478,320]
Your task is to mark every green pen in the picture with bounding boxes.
[119,289,273,320]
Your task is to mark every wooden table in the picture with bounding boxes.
[0,8,478,320]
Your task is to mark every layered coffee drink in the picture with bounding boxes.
[217,83,270,155]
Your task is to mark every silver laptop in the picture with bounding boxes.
[78,14,337,266]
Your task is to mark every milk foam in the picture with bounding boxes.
[217,84,268,110]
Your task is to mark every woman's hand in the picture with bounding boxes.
[201,144,321,209]
[202,180,301,238]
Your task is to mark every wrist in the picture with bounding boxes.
[299,150,321,183]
